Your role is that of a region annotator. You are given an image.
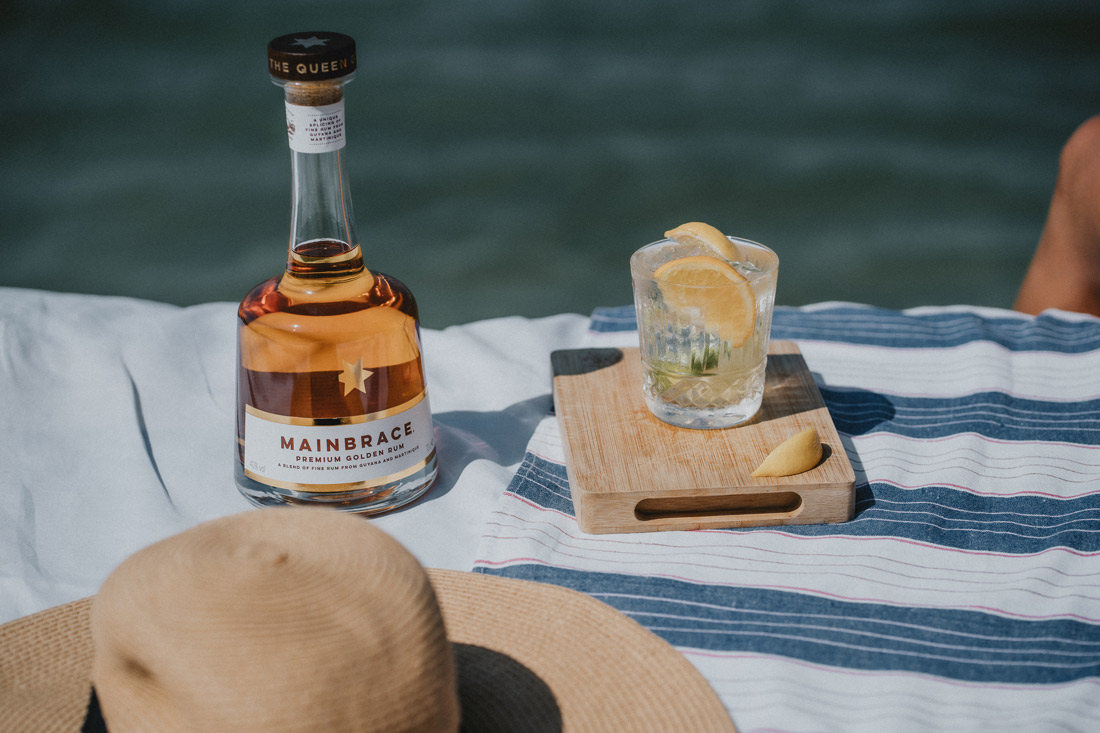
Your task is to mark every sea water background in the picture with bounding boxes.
[2,1,1097,328]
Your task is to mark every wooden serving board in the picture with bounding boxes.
[552,342,855,534]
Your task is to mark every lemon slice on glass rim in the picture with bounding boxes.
[654,255,757,347]
[664,221,745,262]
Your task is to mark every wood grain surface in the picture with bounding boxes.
[552,342,855,534]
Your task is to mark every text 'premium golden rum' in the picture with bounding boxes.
[235,31,438,513]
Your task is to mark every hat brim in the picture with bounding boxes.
[1,569,734,732]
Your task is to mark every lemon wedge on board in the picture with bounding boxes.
[751,428,823,477]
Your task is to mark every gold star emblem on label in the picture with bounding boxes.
[338,359,373,396]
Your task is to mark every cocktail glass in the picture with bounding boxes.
[630,235,779,429]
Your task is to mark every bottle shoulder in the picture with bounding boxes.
[238,268,419,326]
[237,267,423,374]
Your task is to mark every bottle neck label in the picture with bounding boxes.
[285,100,345,154]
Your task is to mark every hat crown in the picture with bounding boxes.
[90,509,460,732]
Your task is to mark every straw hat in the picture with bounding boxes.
[0,509,734,731]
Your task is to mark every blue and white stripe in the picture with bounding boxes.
[592,302,1100,353]
[475,304,1100,732]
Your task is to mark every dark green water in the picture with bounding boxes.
[2,1,1097,327]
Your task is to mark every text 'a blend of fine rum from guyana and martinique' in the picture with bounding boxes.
[235,31,438,513]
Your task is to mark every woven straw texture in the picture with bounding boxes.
[0,509,733,732]
[0,597,95,732]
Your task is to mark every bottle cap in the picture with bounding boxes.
[268,31,357,82]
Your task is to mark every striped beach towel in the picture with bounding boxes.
[473,303,1100,732]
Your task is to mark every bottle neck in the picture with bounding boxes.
[279,78,363,278]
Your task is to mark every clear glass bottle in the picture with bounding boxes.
[235,31,438,513]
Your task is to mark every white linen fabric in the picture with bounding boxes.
[3,288,1099,732]
[0,287,587,622]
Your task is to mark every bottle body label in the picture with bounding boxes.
[242,393,434,491]
[285,100,345,153]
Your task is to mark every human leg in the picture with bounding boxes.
[1014,115,1100,317]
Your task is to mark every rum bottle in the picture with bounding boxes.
[235,31,438,513]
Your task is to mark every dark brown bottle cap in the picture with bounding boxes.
[268,31,357,82]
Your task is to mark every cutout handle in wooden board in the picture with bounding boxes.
[551,342,855,534]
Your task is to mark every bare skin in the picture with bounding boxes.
[1015,116,1100,317]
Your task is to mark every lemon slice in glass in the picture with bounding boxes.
[654,255,757,346]
[664,221,744,262]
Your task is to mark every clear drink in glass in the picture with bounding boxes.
[630,235,779,429]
